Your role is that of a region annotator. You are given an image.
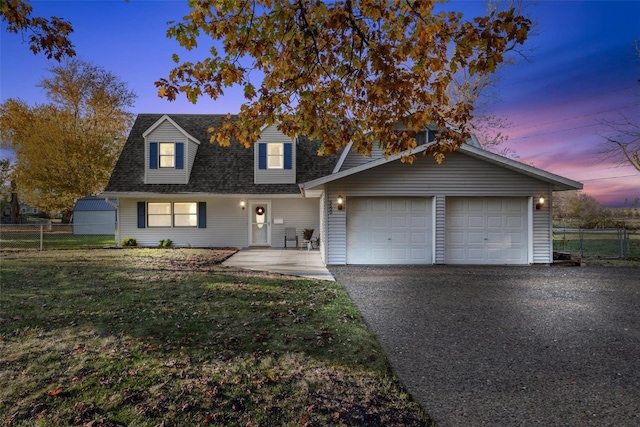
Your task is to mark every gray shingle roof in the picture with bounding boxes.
[105,114,341,195]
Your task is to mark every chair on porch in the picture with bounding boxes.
[284,227,298,249]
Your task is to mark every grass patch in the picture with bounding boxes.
[0,249,433,426]
[553,231,640,259]
[0,233,115,250]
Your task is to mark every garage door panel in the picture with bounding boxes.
[391,216,407,227]
[469,216,484,228]
[487,216,503,228]
[468,232,484,244]
[391,232,407,243]
[507,216,523,228]
[446,198,528,265]
[347,197,432,264]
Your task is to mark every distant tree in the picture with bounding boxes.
[0,158,13,221]
[157,0,531,163]
[1,0,75,60]
[553,191,609,228]
[0,59,136,222]
[599,42,639,172]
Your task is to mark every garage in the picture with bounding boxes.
[446,197,528,264]
[346,197,432,264]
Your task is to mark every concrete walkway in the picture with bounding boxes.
[222,248,334,281]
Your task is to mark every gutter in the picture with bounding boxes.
[104,198,118,209]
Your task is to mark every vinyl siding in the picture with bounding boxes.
[434,194,446,264]
[145,121,194,184]
[319,191,327,263]
[340,145,385,170]
[269,197,319,248]
[117,196,319,249]
[254,125,296,184]
[119,198,247,247]
[324,151,553,264]
[533,185,553,263]
[326,191,347,265]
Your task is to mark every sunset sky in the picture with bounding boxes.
[1,0,639,206]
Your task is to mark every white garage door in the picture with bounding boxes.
[446,197,528,265]
[347,197,432,264]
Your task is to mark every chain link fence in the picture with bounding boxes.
[0,222,116,250]
[553,228,640,260]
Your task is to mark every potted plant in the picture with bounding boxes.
[302,228,314,241]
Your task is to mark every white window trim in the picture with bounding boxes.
[267,142,284,169]
[147,202,197,228]
[159,142,175,168]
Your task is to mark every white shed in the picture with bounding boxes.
[73,196,117,235]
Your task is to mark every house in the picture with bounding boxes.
[101,114,582,265]
[72,196,117,235]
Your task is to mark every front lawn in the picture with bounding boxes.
[0,249,433,426]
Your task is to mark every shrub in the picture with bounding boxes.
[158,239,173,248]
[121,237,137,247]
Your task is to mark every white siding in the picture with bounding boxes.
[118,198,246,247]
[254,125,296,184]
[269,197,319,248]
[73,211,116,235]
[145,120,195,185]
[533,186,553,263]
[434,194,446,264]
[117,196,319,249]
[319,191,327,263]
[324,151,553,264]
[340,145,385,170]
[326,191,347,264]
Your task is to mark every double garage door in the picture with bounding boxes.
[345,197,529,265]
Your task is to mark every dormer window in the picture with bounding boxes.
[258,142,292,170]
[149,142,184,170]
[267,142,284,169]
[159,143,175,168]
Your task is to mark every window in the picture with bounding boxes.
[149,142,184,169]
[267,142,283,169]
[159,143,175,168]
[173,202,198,227]
[257,142,292,171]
[147,202,197,227]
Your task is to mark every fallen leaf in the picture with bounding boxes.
[48,388,62,396]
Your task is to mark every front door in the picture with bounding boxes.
[249,201,271,246]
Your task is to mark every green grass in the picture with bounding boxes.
[0,233,115,250]
[0,249,433,426]
[553,232,640,259]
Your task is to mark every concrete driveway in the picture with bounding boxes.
[329,265,640,427]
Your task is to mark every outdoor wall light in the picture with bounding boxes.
[535,195,545,210]
[240,200,246,210]
[337,195,344,211]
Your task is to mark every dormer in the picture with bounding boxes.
[143,115,200,184]
[254,124,296,184]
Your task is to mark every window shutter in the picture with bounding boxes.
[284,143,292,169]
[198,202,206,228]
[149,142,158,169]
[258,143,267,169]
[137,202,146,228]
[175,143,184,169]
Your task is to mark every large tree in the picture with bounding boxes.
[599,43,640,172]
[156,0,530,163]
[0,59,136,221]
[1,0,75,60]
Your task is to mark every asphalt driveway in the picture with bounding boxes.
[329,265,640,426]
